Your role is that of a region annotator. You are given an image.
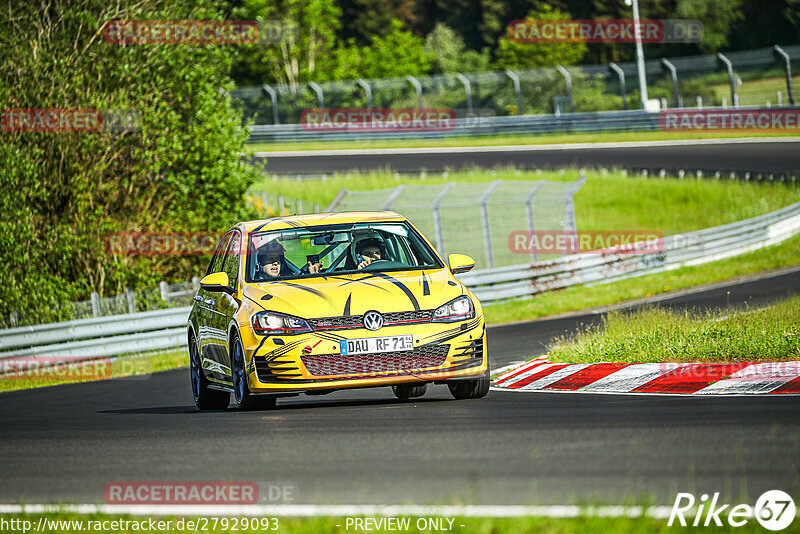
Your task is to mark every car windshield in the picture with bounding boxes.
[245,221,443,282]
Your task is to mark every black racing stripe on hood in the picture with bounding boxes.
[271,280,337,307]
[338,277,394,293]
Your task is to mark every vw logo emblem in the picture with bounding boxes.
[363,311,384,331]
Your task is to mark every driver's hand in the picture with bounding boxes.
[308,261,324,274]
[357,257,373,270]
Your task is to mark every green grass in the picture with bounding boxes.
[3,513,797,533]
[547,295,800,364]
[483,233,800,324]
[0,349,185,393]
[246,129,799,153]
[710,74,800,107]
[252,168,800,237]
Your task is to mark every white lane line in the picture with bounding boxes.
[694,361,800,395]
[254,137,800,158]
[0,503,675,519]
[579,363,686,393]
[517,364,591,391]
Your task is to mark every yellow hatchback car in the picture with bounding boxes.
[188,211,489,410]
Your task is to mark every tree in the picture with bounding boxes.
[676,0,744,53]
[493,5,588,70]
[424,23,492,74]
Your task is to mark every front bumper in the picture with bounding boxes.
[241,316,487,393]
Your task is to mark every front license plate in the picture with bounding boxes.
[340,335,413,355]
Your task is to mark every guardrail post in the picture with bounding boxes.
[91,292,100,317]
[308,82,324,110]
[314,203,320,213]
[774,45,795,105]
[455,73,473,118]
[326,188,349,211]
[556,66,573,113]
[126,288,136,314]
[406,75,423,109]
[525,182,544,263]
[357,79,373,111]
[191,276,200,292]
[717,53,739,107]
[661,58,680,108]
[297,199,303,214]
[279,195,285,215]
[382,184,407,210]
[261,191,268,215]
[609,62,628,110]
[432,183,456,253]
[480,180,502,268]
[504,70,524,115]
[261,84,280,125]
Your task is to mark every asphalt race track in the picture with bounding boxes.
[252,139,800,175]
[1,268,799,507]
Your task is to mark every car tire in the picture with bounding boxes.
[189,334,230,410]
[392,383,427,399]
[231,332,277,411]
[448,369,490,400]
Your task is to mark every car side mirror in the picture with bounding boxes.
[200,272,235,295]
[448,254,475,274]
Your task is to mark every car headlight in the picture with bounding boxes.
[252,311,312,335]
[432,296,475,323]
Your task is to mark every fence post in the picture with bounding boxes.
[357,79,373,111]
[504,70,524,115]
[308,81,324,110]
[297,199,303,214]
[525,182,544,263]
[432,183,456,253]
[406,75,423,109]
[608,62,627,110]
[774,45,795,105]
[159,281,169,304]
[661,58,680,108]
[382,184,407,210]
[91,292,100,317]
[480,180,502,268]
[455,73,473,118]
[556,66,573,112]
[314,203,320,213]
[564,172,587,234]
[278,195,285,215]
[717,53,739,107]
[126,288,136,314]
[261,84,280,125]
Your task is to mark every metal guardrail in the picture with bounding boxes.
[458,200,800,301]
[2,200,798,362]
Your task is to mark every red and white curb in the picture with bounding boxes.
[492,356,800,395]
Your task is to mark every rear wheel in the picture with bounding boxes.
[392,383,427,399]
[189,334,229,410]
[231,332,277,411]
[448,369,490,400]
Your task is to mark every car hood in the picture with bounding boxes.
[242,268,465,318]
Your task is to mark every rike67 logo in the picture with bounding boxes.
[668,490,796,530]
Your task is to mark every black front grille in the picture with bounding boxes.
[308,310,433,331]
[301,344,450,377]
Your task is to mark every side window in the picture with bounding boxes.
[221,232,241,285]
[206,232,232,275]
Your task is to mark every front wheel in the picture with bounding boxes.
[231,332,277,411]
[190,334,230,410]
[448,369,490,400]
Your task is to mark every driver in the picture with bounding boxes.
[355,238,384,270]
